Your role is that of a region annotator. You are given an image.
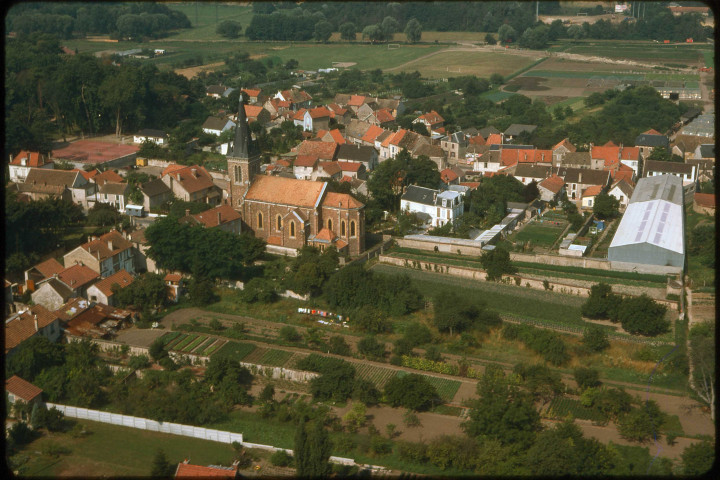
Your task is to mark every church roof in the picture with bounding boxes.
[245,175,326,208]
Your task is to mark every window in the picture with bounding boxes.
[234,165,242,184]
[257,212,263,229]
[328,218,333,231]
[277,215,282,230]
[341,221,346,236]
[350,221,356,237]
[290,221,296,237]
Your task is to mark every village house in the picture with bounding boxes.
[327,103,353,125]
[538,174,566,203]
[31,263,101,310]
[64,230,135,278]
[336,144,378,171]
[513,164,552,186]
[360,125,387,148]
[133,129,168,145]
[64,302,132,339]
[24,258,65,292]
[5,305,63,359]
[85,269,134,306]
[400,185,464,228]
[293,155,319,180]
[413,110,445,135]
[608,179,634,211]
[559,151,597,170]
[274,88,312,111]
[161,164,222,205]
[8,150,54,183]
[179,204,242,235]
[242,105,271,126]
[6,376,44,419]
[241,87,262,104]
[344,119,374,145]
[552,138,576,166]
[693,193,715,215]
[316,161,343,181]
[202,116,235,136]
[294,106,332,132]
[643,160,697,200]
[338,161,367,180]
[19,168,96,209]
[580,185,605,209]
[227,98,365,256]
[634,128,669,159]
[504,124,537,142]
[140,178,173,211]
[555,167,612,203]
[165,273,184,303]
[206,84,234,99]
[440,132,469,162]
[316,129,346,145]
[128,228,157,273]
[94,181,129,211]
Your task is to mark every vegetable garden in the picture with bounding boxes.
[157,332,227,356]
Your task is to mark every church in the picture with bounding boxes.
[227,98,365,256]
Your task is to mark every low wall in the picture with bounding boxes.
[239,363,320,383]
[266,245,299,257]
[397,237,485,256]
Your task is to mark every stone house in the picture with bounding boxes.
[63,230,135,278]
[86,269,134,306]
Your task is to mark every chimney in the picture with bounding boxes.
[191,168,198,178]
[34,314,38,332]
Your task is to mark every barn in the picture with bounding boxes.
[608,175,684,268]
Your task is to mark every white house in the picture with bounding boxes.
[201,116,235,136]
[133,129,168,145]
[608,179,634,211]
[400,185,464,227]
[8,151,54,183]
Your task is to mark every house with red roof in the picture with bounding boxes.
[327,103,352,125]
[14,168,95,209]
[295,106,331,132]
[64,230,135,278]
[243,104,271,125]
[180,204,243,234]
[338,161,367,180]
[316,161,342,180]
[581,185,605,209]
[5,305,62,359]
[440,168,460,185]
[64,302,133,338]
[552,138,576,166]
[31,263,101,310]
[164,273,184,303]
[6,376,44,418]
[24,258,65,292]
[317,128,346,144]
[693,193,715,215]
[241,88,262,104]
[174,460,239,478]
[608,179,634,211]
[538,174,566,202]
[413,110,444,133]
[8,150,54,183]
[86,269,134,306]
[295,140,338,162]
[161,164,222,205]
[485,133,504,145]
[274,88,312,111]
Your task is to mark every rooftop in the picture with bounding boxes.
[52,140,139,165]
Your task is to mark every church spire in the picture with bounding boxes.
[232,95,250,158]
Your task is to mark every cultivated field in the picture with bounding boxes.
[564,43,711,66]
[390,49,540,78]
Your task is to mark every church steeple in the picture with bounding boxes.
[227,93,261,210]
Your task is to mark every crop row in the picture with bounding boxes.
[213,341,257,362]
[194,338,217,355]
[545,397,606,422]
[182,335,208,352]
[355,364,399,389]
[200,340,225,356]
[173,334,199,351]
[258,349,293,367]
[165,334,188,350]
[419,375,462,402]
[158,331,181,346]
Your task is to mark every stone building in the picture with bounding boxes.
[227,98,365,256]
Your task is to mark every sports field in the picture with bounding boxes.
[392,49,540,78]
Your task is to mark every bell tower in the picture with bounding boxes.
[227,95,261,210]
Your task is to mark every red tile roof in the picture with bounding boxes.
[191,205,241,228]
[347,95,367,107]
[612,163,635,184]
[71,168,98,181]
[643,128,662,135]
[58,264,101,290]
[375,108,395,123]
[164,273,182,282]
[90,269,134,297]
[603,141,618,147]
[246,175,326,208]
[242,88,261,97]
[553,138,576,152]
[417,110,444,125]
[582,185,603,198]
[318,161,342,176]
[486,133,503,145]
[361,125,385,144]
[5,305,60,354]
[459,182,481,190]
[591,145,620,168]
[6,376,43,403]
[468,135,486,145]
[309,106,331,119]
[10,151,51,167]
[78,230,133,262]
[297,141,338,160]
[175,462,238,478]
[338,161,362,173]
[293,108,308,121]
[322,191,364,209]
[164,165,215,194]
[162,164,187,176]
[276,159,292,168]
[440,168,459,183]
[620,147,640,160]
[694,193,715,208]
[340,175,354,183]
[294,155,319,168]
[325,129,346,144]
[94,169,125,186]
[52,140,139,165]
[244,104,264,118]
[383,129,408,147]
[539,174,565,194]
[33,258,65,279]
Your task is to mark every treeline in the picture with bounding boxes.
[245,9,317,41]
[6,2,191,39]
[5,34,207,155]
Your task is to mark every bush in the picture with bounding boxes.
[242,277,277,303]
[573,367,601,391]
[582,326,610,352]
[357,336,386,360]
[384,374,439,411]
[328,335,351,356]
[128,354,151,370]
[270,450,293,467]
[279,325,302,343]
[617,295,669,336]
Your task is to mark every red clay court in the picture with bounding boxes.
[52,140,139,165]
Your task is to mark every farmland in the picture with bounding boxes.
[355,364,402,389]
[563,43,710,66]
[389,49,539,79]
[510,219,568,250]
[545,396,607,422]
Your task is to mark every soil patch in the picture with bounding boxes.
[505,76,550,91]
[536,95,568,105]
[174,61,225,80]
[332,62,357,68]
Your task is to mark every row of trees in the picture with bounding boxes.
[7,2,191,40]
[581,283,669,336]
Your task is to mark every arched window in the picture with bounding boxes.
[257,212,263,229]
[234,165,242,184]
[350,221,356,237]
[277,215,282,231]
[327,218,333,231]
[341,220,346,236]
[290,221,296,237]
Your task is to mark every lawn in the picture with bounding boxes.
[511,221,568,249]
[391,49,539,78]
[371,263,585,326]
[10,419,238,477]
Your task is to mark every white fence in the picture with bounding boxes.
[46,403,243,444]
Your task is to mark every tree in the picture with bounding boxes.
[404,18,422,43]
[490,73,504,85]
[216,20,242,39]
[151,449,174,478]
[681,440,715,475]
[498,24,518,44]
[617,407,658,442]
[328,335,351,356]
[689,322,715,420]
[295,419,331,479]
[6,336,65,381]
[480,245,515,281]
[342,401,367,432]
[241,277,277,303]
[513,363,564,406]
[485,33,497,45]
[362,24,384,43]
[617,295,668,336]
[519,25,549,50]
[567,24,584,40]
[582,326,610,352]
[113,272,167,309]
[384,374,439,411]
[98,66,141,137]
[313,20,333,43]
[380,16,400,41]
[187,275,218,306]
[593,192,619,220]
[581,283,618,319]
[31,405,66,432]
[463,364,541,449]
[522,180,540,202]
[357,336,386,360]
[433,288,500,336]
[259,384,275,404]
[148,339,168,362]
[573,367,601,391]
[339,22,356,41]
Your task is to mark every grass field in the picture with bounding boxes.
[372,263,585,326]
[392,50,538,78]
[10,419,238,477]
[511,221,568,248]
[564,43,709,65]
